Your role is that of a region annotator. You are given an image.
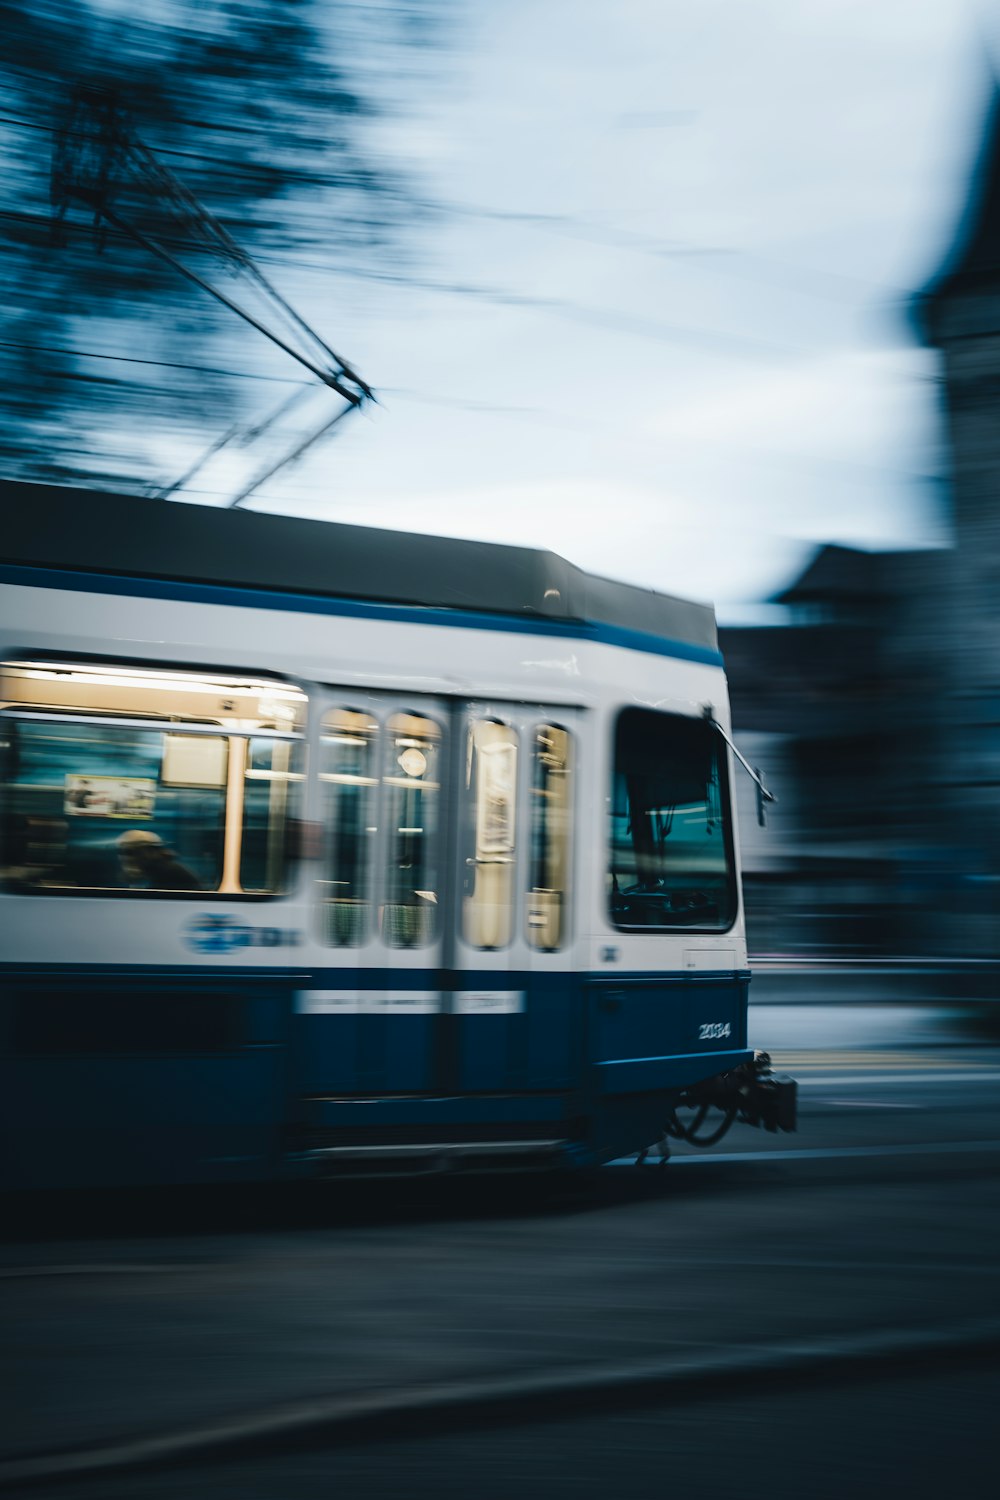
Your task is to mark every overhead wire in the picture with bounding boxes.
[95,200,363,400]
[32,84,378,502]
[0,108,380,191]
[0,110,892,305]
[0,335,305,384]
[121,133,371,392]
[0,85,919,503]
[155,385,317,502]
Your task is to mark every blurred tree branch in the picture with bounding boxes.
[0,0,448,487]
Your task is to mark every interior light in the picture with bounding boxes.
[7,661,305,704]
[258,698,297,723]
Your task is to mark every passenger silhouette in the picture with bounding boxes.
[117,830,201,890]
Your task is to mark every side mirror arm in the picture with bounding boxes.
[703,706,776,827]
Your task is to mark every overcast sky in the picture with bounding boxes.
[165,0,1000,622]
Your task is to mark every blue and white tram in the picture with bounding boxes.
[0,480,794,1189]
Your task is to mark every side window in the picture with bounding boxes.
[239,736,305,895]
[382,711,441,949]
[608,708,735,932]
[463,718,518,950]
[526,724,571,951]
[1,719,227,893]
[319,708,378,946]
[0,659,306,897]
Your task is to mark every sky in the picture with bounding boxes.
[157,0,1000,622]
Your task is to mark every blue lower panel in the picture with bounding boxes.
[294,1014,435,1095]
[0,971,296,1190]
[0,965,754,1185]
[1,1057,286,1189]
[595,1048,751,1095]
[294,973,581,1097]
[589,974,750,1094]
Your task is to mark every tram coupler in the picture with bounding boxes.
[680,1051,797,1134]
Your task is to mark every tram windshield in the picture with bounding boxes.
[608,708,736,931]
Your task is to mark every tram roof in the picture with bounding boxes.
[0,479,718,652]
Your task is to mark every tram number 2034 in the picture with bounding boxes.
[698,1021,732,1040]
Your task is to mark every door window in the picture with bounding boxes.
[463,718,518,950]
[319,708,378,946]
[382,711,442,948]
[526,724,571,951]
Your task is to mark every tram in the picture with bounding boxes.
[0,479,794,1189]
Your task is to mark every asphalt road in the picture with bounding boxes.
[3,1010,999,1498]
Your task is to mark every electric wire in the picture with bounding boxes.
[0,336,305,384]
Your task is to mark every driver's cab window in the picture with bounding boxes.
[608,707,735,931]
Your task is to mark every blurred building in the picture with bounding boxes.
[726,79,1000,961]
[721,544,948,957]
[915,80,1000,962]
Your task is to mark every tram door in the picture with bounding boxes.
[315,692,577,1096]
[315,691,449,1096]
[450,702,578,1095]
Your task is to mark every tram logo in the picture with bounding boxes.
[185,914,303,953]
